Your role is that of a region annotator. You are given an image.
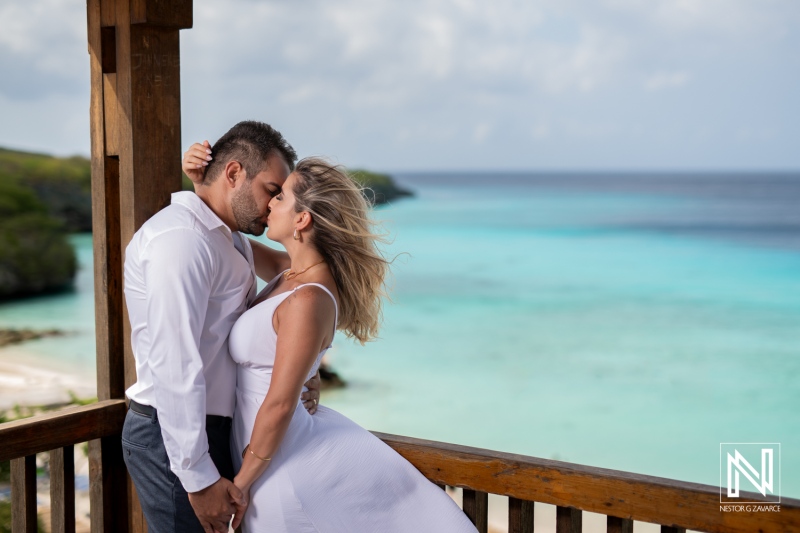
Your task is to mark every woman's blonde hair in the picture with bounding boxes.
[292,157,391,344]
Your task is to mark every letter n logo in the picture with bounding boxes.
[720,443,780,504]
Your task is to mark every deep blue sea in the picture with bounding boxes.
[1,172,798,498]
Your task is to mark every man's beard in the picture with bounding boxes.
[231,182,266,236]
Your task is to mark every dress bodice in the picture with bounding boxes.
[228,270,338,398]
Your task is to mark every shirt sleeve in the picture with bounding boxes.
[141,228,220,492]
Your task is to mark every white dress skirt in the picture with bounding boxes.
[228,275,477,533]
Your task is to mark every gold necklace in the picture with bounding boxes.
[284,259,325,281]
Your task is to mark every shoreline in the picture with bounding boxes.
[0,346,95,410]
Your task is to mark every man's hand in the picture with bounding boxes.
[183,140,212,185]
[301,370,321,415]
[187,477,247,533]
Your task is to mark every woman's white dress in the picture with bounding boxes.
[229,272,477,533]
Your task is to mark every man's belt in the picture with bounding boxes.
[129,399,231,429]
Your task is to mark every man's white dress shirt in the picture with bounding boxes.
[124,191,256,492]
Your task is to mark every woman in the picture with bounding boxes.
[183,147,477,532]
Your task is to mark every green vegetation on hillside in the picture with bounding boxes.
[0,175,77,299]
[349,169,413,205]
[0,147,93,232]
[0,148,84,298]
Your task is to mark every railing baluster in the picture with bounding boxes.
[661,527,686,533]
[89,434,130,533]
[11,454,37,533]
[508,497,534,533]
[462,489,489,533]
[556,505,582,533]
[607,515,633,533]
[50,446,76,533]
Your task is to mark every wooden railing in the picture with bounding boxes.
[375,433,800,533]
[0,400,127,533]
[2,402,798,533]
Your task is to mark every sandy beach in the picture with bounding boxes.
[0,346,96,410]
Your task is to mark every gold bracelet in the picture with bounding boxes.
[242,444,271,462]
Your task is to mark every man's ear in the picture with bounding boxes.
[223,161,245,188]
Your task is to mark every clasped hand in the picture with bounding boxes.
[188,477,247,533]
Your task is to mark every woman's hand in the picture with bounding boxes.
[231,476,251,529]
[183,140,212,185]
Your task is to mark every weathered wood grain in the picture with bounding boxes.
[463,489,488,533]
[0,401,126,462]
[50,446,76,533]
[11,455,37,533]
[373,432,800,533]
[103,73,120,156]
[557,505,582,533]
[131,0,193,27]
[89,0,125,403]
[93,1,192,531]
[89,435,130,533]
[607,515,634,533]
[508,497,534,533]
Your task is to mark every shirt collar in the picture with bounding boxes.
[171,191,230,233]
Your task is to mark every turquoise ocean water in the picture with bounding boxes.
[1,172,798,497]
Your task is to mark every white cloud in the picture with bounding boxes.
[0,0,87,100]
[602,0,796,36]
[532,122,550,141]
[472,123,492,143]
[644,71,690,91]
[0,0,798,169]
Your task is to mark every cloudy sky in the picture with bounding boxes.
[1,0,798,171]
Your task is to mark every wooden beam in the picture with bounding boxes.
[89,1,193,531]
[112,0,186,396]
[0,401,126,462]
[374,432,800,533]
[89,0,125,404]
[131,0,192,27]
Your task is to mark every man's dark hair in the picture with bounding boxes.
[203,120,297,184]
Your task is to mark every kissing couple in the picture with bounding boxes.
[121,120,477,532]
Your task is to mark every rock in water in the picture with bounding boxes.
[319,362,347,390]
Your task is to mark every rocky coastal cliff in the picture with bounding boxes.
[0,148,80,298]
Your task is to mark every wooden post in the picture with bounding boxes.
[87,0,192,531]
[508,498,534,533]
[10,455,37,533]
[556,506,582,533]
[50,446,76,533]
[463,489,489,533]
[607,515,634,533]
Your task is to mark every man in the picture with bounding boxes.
[122,120,321,533]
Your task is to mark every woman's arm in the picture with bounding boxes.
[182,140,212,191]
[249,239,291,282]
[233,286,336,494]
